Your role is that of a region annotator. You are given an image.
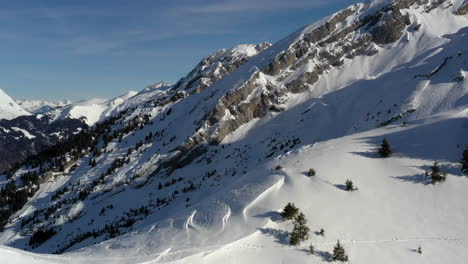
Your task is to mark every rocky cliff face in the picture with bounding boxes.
[162,0,465,172]
[173,42,271,94]
[455,1,468,15]
[181,0,424,150]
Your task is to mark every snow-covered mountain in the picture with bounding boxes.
[16,100,72,114]
[0,115,87,174]
[1,0,467,263]
[0,89,31,120]
[173,42,271,93]
[45,91,138,126]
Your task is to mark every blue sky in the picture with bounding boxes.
[0,0,359,101]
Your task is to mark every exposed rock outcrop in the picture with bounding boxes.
[454,2,468,15]
[173,42,271,94]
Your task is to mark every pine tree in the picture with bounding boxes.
[417,245,422,254]
[378,138,392,158]
[281,203,299,220]
[319,228,325,237]
[290,212,310,245]
[290,231,301,246]
[345,179,356,191]
[425,161,447,184]
[308,168,316,177]
[309,244,315,254]
[461,147,468,175]
[332,240,349,262]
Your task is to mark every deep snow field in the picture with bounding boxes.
[2,114,468,264]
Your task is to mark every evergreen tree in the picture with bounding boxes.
[319,228,325,237]
[425,161,447,184]
[378,138,392,158]
[345,179,356,191]
[332,241,349,262]
[308,168,316,177]
[280,203,299,220]
[417,245,422,254]
[290,212,310,245]
[461,147,468,175]
[309,244,315,255]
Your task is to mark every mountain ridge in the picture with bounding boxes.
[0,0,467,263]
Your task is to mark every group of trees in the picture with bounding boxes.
[0,106,159,234]
[270,140,467,262]
[281,203,349,262]
[273,139,465,261]
[28,228,57,248]
[378,139,468,182]
[281,203,309,246]
[290,212,310,246]
[54,205,150,254]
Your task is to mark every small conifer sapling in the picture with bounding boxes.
[319,228,325,237]
[281,203,299,220]
[309,244,315,255]
[289,212,310,246]
[461,147,468,175]
[425,161,447,184]
[332,240,349,262]
[345,179,356,191]
[378,138,392,158]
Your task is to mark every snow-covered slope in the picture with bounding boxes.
[16,100,72,114]
[0,0,467,263]
[0,89,31,120]
[45,91,138,126]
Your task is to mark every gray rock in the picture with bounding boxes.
[454,2,468,15]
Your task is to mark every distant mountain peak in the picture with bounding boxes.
[15,99,72,114]
[0,88,31,120]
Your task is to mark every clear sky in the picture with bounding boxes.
[0,0,359,101]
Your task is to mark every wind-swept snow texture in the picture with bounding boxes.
[1,0,467,263]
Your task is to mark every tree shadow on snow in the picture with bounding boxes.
[314,230,325,236]
[315,250,333,262]
[350,151,380,159]
[254,211,282,222]
[409,247,423,254]
[393,163,465,185]
[392,174,432,185]
[352,118,468,163]
[258,228,289,245]
[334,184,348,191]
